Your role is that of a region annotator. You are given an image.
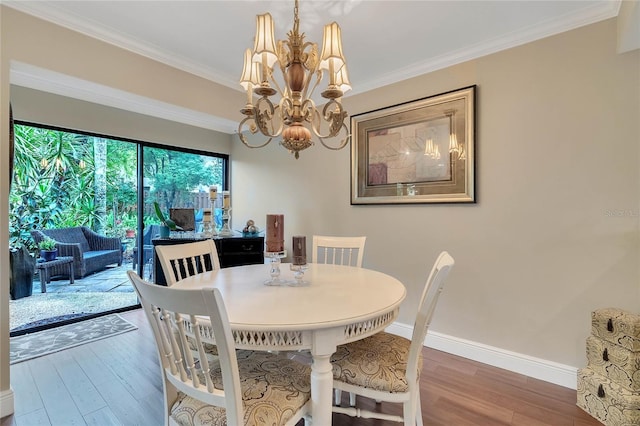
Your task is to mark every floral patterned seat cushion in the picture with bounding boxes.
[170,350,311,426]
[331,332,423,393]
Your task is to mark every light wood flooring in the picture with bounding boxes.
[2,309,602,425]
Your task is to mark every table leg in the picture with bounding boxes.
[40,267,47,293]
[69,262,74,284]
[310,331,338,425]
[310,354,333,425]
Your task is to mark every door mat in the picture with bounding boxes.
[10,314,137,364]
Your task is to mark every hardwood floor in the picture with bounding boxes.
[2,309,601,426]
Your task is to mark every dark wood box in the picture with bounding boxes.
[216,236,264,268]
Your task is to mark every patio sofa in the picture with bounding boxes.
[31,226,122,279]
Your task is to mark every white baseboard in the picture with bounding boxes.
[0,388,15,419]
[386,323,578,390]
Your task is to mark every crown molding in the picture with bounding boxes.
[3,0,621,98]
[351,0,621,95]
[10,62,238,134]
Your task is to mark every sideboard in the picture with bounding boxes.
[151,236,264,285]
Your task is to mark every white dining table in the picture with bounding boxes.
[173,262,406,425]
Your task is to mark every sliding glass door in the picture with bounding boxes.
[9,122,227,335]
[138,146,226,280]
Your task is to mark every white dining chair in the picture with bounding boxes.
[127,271,311,426]
[311,235,367,406]
[155,239,221,286]
[312,235,366,267]
[331,251,455,425]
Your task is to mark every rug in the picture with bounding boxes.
[10,314,137,364]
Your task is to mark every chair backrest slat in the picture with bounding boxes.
[156,240,221,286]
[128,270,244,424]
[312,235,366,268]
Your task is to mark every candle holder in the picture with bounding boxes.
[209,199,218,237]
[289,263,309,286]
[264,250,287,286]
[202,205,216,238]
[202,220,214,238]
[218,207,233,237]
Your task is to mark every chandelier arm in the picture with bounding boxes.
[268,66,287,99]
[237,117,274,149]
[300,41,317,70]
[299,98,317,128]
[307,99,347,139]
[254,97,285,138]
[303,69,323,102]
[317,122,351,150]
[300,42,320,100]
[280,96,296,126]
[323,100,348,138]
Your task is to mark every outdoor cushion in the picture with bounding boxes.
[84,250,116,260]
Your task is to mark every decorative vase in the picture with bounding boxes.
[159,225,170,238]
[40,249,58,262]
[10,246,35,300]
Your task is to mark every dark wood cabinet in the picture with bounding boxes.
[152,236,264,285]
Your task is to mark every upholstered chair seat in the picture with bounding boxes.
[171,350,311,426]
[331,332,423,394]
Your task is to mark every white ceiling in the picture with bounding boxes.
[5,0,621,132]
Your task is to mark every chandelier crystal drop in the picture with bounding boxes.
[237,0,351,159]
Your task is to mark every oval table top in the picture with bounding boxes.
[174,262,407,333]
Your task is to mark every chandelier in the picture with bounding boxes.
[237,0,351,159]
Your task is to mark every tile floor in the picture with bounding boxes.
[9,260,149,333]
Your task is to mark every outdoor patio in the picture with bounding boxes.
[9,260,147,334]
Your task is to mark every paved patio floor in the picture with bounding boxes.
[9,260,150,333]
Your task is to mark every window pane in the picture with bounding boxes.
[143,146,225,236]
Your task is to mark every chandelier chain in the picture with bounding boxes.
[293,0,300,34]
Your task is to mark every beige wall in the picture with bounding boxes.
[231,17,640,368]
[1,5,639,417]
[10,86,233,153]
[2,7,242,125]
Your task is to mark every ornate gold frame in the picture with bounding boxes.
[351,86,475,205]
